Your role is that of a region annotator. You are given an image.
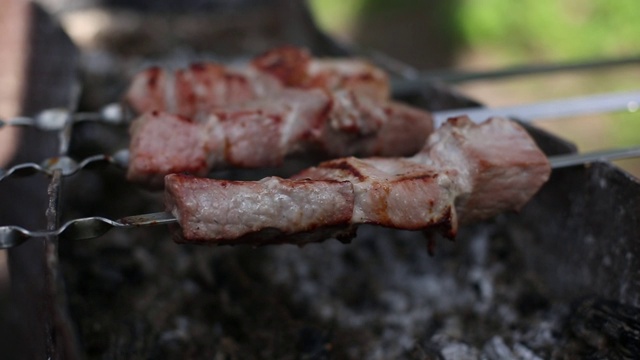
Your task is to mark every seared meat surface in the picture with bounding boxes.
[127,110,216,188]
[126,63,283,120]
[125,46,389,118]
[165,116,551,244]
[127,89,433,187]
[293,157,457,233]
[165,176,356,245]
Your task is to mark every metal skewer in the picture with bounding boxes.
[432,90,640,127]
[1,89,638,131]
[387,56,640,91]
[1,145,639,246]
[0,103,124,130]
[1,90,639,182]
[0,212,177,249]
[548,146,640,169]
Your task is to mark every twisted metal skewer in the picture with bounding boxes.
[1,146,639,247]
[0,103,124,130]
[0,212,176,248]
[0,151,129,182]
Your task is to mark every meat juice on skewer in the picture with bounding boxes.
[164,116,551,245]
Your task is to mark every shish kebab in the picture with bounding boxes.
[1,119,639,246]
[1,47,639,184]
[123,44,639,246]
[0,49,638,246]
[122,46,640,187]
[125,46,433,187]
[1,105,640,245]
[0,115,553,247]
[164,115,550,245]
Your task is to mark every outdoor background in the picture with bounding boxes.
[309,0,640,176]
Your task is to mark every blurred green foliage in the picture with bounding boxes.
[309,0,640,60]
[457,0,640,61]
[611,112,640,147]
[308,0,366,34]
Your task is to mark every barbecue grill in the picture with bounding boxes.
[1,1,639,359]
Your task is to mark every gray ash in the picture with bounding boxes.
[59,212,638,359]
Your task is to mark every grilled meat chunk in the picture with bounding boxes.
[127,89,433,187]
[165,116,551,244]
[322,90,432,158]
[418,116,552,223]
[127,111,217,188]
[125,63,283,120]
[125,46,389,117]
[252,46,389,100]
[165,176,356,245]
[293,157,458,233]
[305,58,389,101]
